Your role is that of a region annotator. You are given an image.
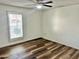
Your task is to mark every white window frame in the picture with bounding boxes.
[7,11,24,41]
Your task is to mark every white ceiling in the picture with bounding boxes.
[53,0,79,7]
[0,0,79,8]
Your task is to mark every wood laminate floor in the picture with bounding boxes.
[0,38,79,59]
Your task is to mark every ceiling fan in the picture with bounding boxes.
[35,0,53,7]
[28,0,53,8]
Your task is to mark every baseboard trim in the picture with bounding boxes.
[0,37,44,49]
[42,37,79,50]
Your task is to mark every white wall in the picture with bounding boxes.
[0,4,41,48]
[42,5,79,49]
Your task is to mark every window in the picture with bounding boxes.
[8,12,23,41]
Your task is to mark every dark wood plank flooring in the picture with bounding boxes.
[0,38,79,59]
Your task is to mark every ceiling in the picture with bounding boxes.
[0,0,79,9]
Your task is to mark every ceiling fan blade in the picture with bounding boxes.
[44,1,53,4]
[43,4,52,7]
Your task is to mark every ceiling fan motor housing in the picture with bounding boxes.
[33,0,44,3]
[37,0,44,1]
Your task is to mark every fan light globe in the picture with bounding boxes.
[36,5,42,9]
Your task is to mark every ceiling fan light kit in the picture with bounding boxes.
[36,5,42,9]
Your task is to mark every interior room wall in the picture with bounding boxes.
[0,4,41,48]
[42,5,79,49]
